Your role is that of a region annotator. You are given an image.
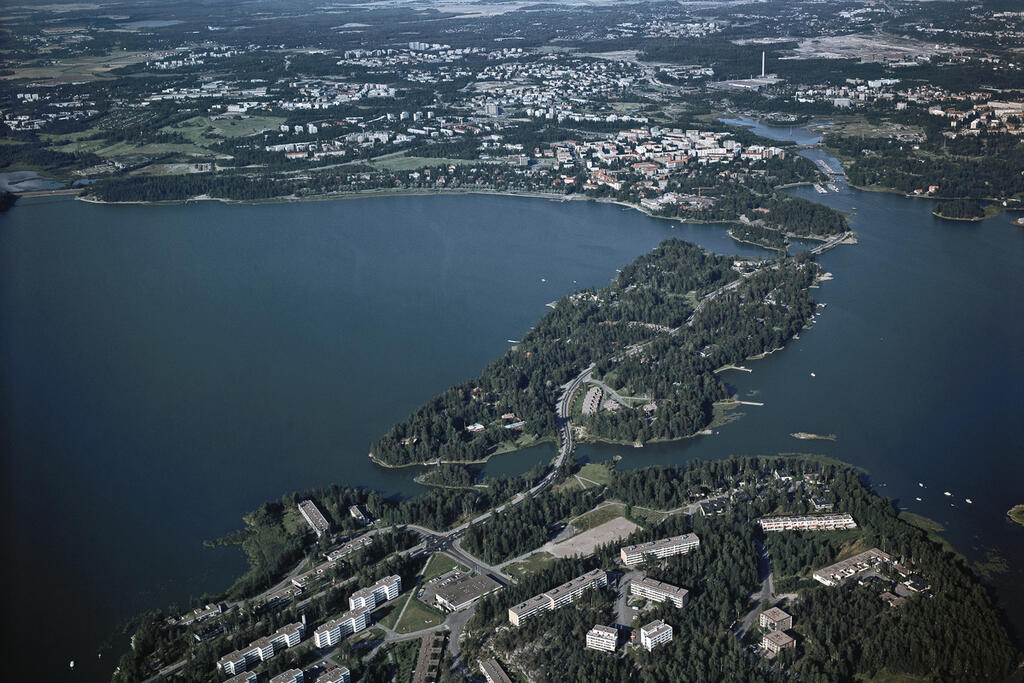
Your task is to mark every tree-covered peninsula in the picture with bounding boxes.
[370,240,822,466]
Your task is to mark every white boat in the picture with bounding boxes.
[810,372,816,377]
[540,278,546,282]
[915,497,922,502]
[965,498,973,504]
[918,482,924,487]
[944,491,952,497]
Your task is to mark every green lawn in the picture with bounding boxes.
[422,553,468,581]
[571,503,626,532]
[394,597,446,634]
[376,593,410,630]
[577,463,613,486]
[504,551,557,579]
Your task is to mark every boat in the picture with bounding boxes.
[918,482,924,487]
[965,498,973,504]
[915,497,922,502]
[540,278,546,282]
[944,491,952,497]
[810,372,816,377]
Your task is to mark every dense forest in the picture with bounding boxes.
[933,198,986,220]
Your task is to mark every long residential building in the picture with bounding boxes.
[324,534,373,562]
[813,548,893,586]
[639,619,673,651]
[315,668,351,683]
[620,533,700,566]
[508,569,608,626]
[630,576,689,608]
[349,575,402,610]
[224,673,257,683]
[269,670,304,683]
[479,659,513,683]
[313,608,371,647]
[216,622,304,676]
[758,513,856,532]
[298,499,332,537]
[585,624,618,652]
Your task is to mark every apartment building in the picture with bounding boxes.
[479,659,513,683]
[349,575,402,611]
[759,607,793,632]
[508,569,608,626]
[620,534,700,566]
[762,631,796,655]
[758,513,856,532]
[315,668,351,683]
[630,577,689,608]
[585,625,618,652]
[313,607,371,647]
[298,500,331,537]
[639,620,673,651]
[216,623,304,676]
[269,669,304,683]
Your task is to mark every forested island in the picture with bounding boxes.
[369,240,822,467]
[933,198,986,221]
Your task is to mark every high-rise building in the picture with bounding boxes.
[349,575,401,611]
[630,577,689,608]
[585,625,618,652]
[639,620,673,651]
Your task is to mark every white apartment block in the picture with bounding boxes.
[315,667,351,683]
[508,569,608,626]
[639,620,673,651]
[620,533,700,566]
[216,623,304,675]
[223,672,257,683]
[349,575,401,611]
[298,500,331,537]
[758,513,856,532]
[630,577,689,608]
[325,534,373,562]
[586,625,618,652]
[313,607,371,647]
[269,669,304,683]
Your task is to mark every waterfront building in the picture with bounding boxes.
[216,622,304,675]
[349,575,401,610]
[813,548,893,586]
[759,607,792,632]
[298,500,331,537]
[269,669,304,683]
[620,534,700,566]
[585,625,618,652]
[479,658,513,683]
[315,668,350,683]
[758,513,856,532]
[762,630,795,655]
[349,505,370,524]
[639,620,673,651]
[434,573,502,611]
[630,576,689,608]
[313,608,371,647]
[508,569,608,626]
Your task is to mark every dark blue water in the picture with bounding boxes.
[0,193,767,680]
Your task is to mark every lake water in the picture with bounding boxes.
[0,194,765,679]
[2,149,1022,678]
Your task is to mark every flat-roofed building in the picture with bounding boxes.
[762,630,795,655]
[412,632,446,683]
[758,513,856,532]
[269,669,304,683]
[508,569,608,626]
[639,620,673,651]
[224,672,257,683]
[759,607,792,632]
[313,608,370,647]
[585,624,618,652]
[349,575,401,610]
[620,534,700,566]
[479,658,513,683]
[349,505,370,524]
[630,577,689,608]
[299,500,331,537]
[315,668,350,683]
[813,548,893,587]
[216,623,304,676]
[325,535,373,562]
[435,573,502,611]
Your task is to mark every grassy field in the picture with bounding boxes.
[627,505,669,525]
[3,51,160,83]
[376,594,409,630]
[422,553,467,581]
[504,551,557,579]
[165,115,286,145]
[394,597,446,634]
[571,502,626,532]
[48,137,212,158]
[577,462,613,486]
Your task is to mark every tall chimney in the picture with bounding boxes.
[761,51,766,78]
